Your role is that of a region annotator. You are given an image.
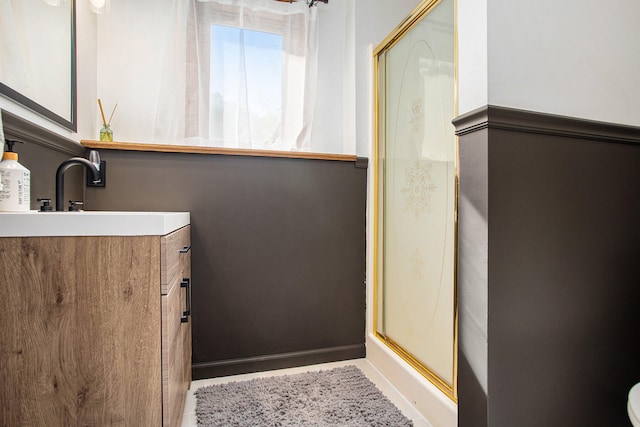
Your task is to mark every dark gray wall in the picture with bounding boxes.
[2,110,84,210]
[457,126,488,427]
[84,149,367,378]
[455,106,640,426]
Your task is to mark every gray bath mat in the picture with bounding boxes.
[195,365,414,426]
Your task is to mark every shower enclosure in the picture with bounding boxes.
[373,0,457,400]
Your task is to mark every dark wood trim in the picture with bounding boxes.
[355,157,369,169]
[452,106,491,136]
[1,109,84,156]
[192,344,366,379]
[81,140,358,162]
[453,105,640,145]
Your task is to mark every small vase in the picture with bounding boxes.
[99,124,113,142]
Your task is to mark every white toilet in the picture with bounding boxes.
[629,382,640,427]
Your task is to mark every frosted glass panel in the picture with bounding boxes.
[375,0,456,392]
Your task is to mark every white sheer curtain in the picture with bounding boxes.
[152,0,319,151]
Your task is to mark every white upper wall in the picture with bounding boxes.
[488,0,640,126]
[397,0,640,126]
[457,0,488,116]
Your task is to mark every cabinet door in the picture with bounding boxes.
[162,280,186,427]
[0,236,162,426]
[161,225,191,427]
[160,226,191,295]
[179,229,192,387]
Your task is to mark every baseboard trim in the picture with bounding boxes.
[453,105,640,145]
[192,344,366,380]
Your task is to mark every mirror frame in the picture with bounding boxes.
[0,0,77,132]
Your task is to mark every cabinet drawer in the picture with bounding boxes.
[161,225,191,295]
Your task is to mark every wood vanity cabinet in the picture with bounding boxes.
[0,225,192,426]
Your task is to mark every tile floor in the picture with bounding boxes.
[181,358,431,426]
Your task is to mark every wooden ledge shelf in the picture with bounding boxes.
[81,140,357,162]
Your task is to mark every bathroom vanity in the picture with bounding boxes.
[0,212,191,426]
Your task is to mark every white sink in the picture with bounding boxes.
[0,211,190,237]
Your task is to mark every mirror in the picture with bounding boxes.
[0,0,76,131]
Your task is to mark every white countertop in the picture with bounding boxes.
[0,211,190,237]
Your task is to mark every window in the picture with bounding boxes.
[210,25,283,148]
[186,0,317,151]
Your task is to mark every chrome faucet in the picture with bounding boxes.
[55,154,101,211]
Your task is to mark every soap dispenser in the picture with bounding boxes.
[0,140,31,211]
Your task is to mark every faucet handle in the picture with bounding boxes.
[37,198,53,212]
[68,200,84,212]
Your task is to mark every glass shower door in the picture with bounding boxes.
[374,0,457,399]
